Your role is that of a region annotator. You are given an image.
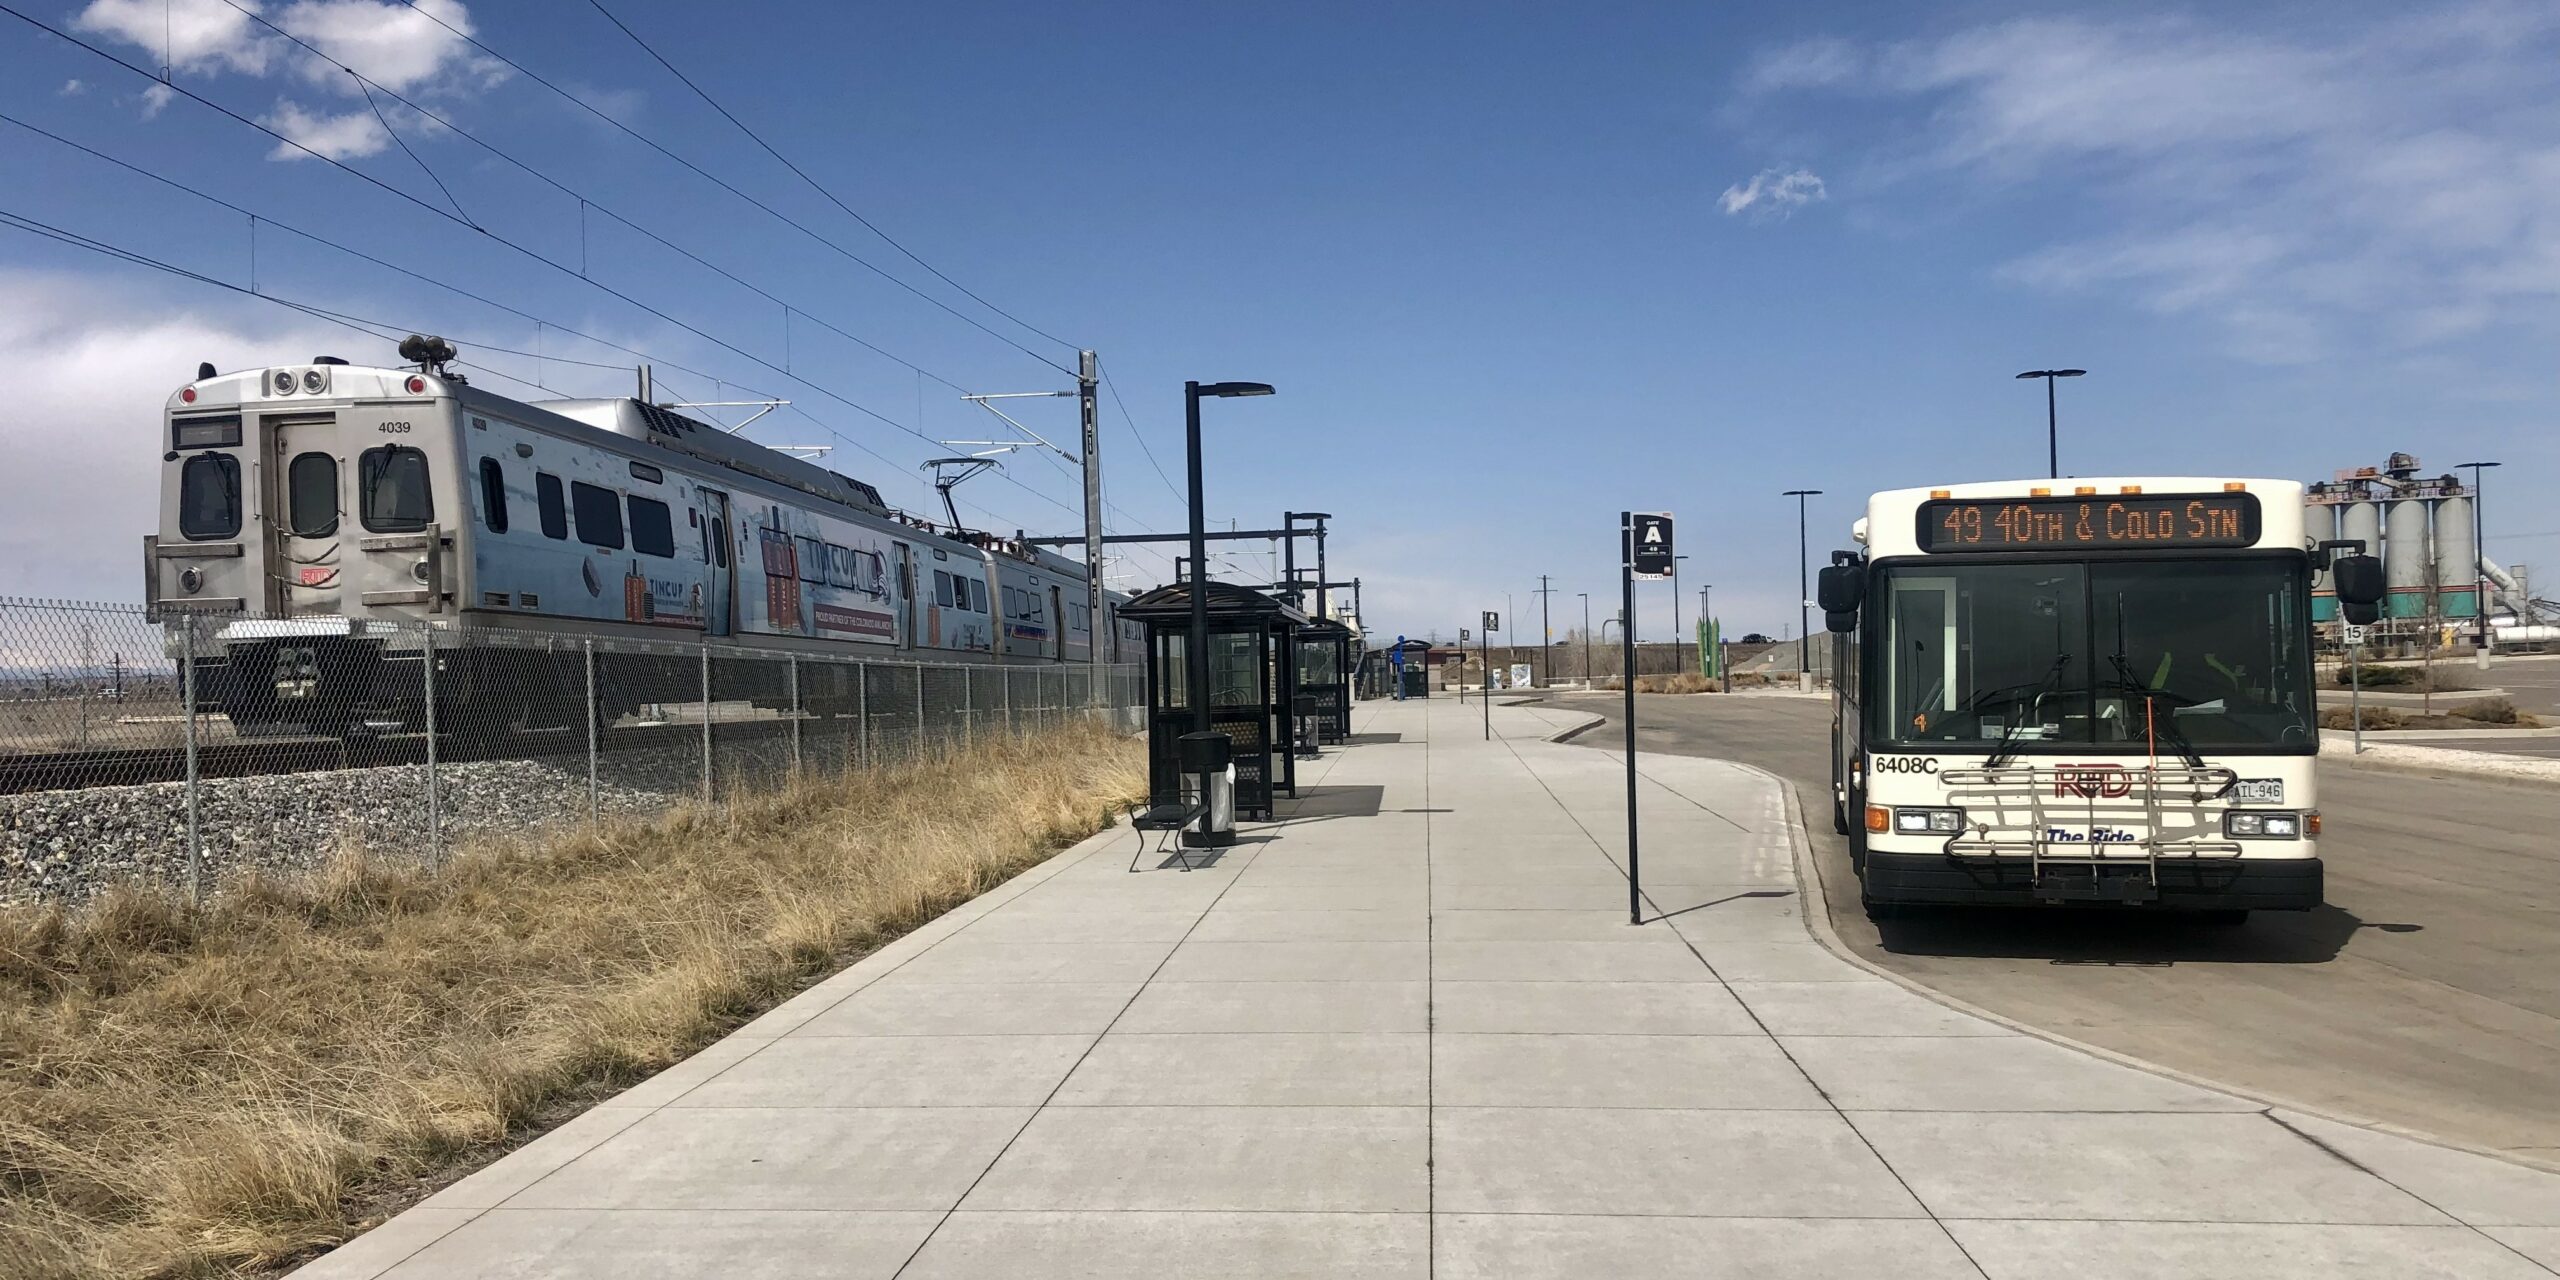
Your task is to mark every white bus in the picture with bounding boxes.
[1818,478,2383,923]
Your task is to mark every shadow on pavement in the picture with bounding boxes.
[1870,901,2413,965]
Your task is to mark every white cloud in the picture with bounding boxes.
[1718,167,1827,218]
[71,0,504,152]
[1730,6,2560,364]
[59,79,86,96]
[261,100,388,160]
[0,271,349,600]
[137,82,175,120]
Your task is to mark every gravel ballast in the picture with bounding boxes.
[0,752,697,907]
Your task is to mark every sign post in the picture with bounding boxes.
[1481,610,1499,740]
[1623,511,1674,925]
[2344,623,2368,754]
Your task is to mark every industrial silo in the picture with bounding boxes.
[2384,494,2432,620]
[2342,498,2383,567]
[2435,490,2477,622]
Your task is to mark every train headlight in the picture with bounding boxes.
[411,559,432,584]
[1894,807,1966,834]
[177,566,204,595]
[271,370,297,396]
[301,368,326,393]
[2224,811,2303,839]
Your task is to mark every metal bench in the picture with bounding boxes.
[1126,799,1210,871]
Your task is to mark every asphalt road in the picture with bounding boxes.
[1544,689,2560,1170]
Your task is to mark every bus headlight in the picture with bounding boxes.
[1894,807,1966,834]
[2224,811,2304,839]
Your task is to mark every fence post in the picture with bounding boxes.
[181,621,202,905]
[422,624,441,868]
[788,653,802,776]
[1002,665,1014,735]
[962,665,974,746]
[914,662,926,758]
[856,660,869,766]
[584,638,598,824]
[699,643,714,804]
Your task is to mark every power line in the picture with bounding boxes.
[191,0,1070,385]
[581,0,1079,356]
[388,0,1062,386]
[4,6,1099,525]
[1096,359,1189,513]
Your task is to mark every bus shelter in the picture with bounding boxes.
[1293,617,1355,744]
[1121,581,1309,822]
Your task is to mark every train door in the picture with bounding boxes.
[894,542,917,648]
[267,413,343,617]
[699,487,734,636]
[1049,584,1065,661]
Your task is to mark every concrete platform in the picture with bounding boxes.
[297,698,2560,1279]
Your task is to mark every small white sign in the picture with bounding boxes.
[2342,624,2369,646]
[1511,663,1534,688]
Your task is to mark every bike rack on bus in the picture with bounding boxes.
[1931,763,2245,902]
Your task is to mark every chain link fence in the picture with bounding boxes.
[0,597,1143,907]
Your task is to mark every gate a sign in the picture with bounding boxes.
[1629,512,1675,580]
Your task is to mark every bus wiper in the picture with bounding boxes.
[1985,653,2071,770]
[2105,603,2205,771]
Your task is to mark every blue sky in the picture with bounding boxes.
[4,0,2556,643]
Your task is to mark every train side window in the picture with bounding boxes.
[710,516,728,568]
[570,481,624,549]
[357,445,433,533]
[289,452,340,538]
[796,536,825,583]
[536,472,567,540]
[476,457,507,534]
[178,453,242,540]
[934,569,954,607]
[628,495,675,557]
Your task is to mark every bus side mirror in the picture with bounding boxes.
[1817,564,1863,633]
[2333,553,2383,625]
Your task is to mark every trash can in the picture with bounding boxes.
[1398,665,1429,699]
[1178,731,1236,848]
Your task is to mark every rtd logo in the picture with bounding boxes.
[2054,764,2133,798]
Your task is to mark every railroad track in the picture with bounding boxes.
[0,718,806,795]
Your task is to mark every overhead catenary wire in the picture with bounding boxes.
[190,0,1067,386]
[580,0,1080,356]
[1,5,1097,525]
[388,0,1061,386]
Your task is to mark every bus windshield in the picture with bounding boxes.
[1872,557,2314,752]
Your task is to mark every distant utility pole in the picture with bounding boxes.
[1532,576,1559,687]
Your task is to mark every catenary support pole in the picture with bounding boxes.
[1080,350,1107,701]
[1621,512,1641,925]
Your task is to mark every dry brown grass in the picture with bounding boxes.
[0,722,1144,1280]
[1599,673,1718,694]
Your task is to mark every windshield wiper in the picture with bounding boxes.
[2105,601,2206,771]
[1985,653,2071,770]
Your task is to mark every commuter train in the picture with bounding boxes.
[143,338,1137,735]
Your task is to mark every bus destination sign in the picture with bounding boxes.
[1917,493,2260,553]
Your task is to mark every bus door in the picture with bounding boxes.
[699,487,734,636]
[894,542,917,648]
[267,412,343,617]
[1049,584,1065,660]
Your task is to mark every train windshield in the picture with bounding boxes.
[1872,558,2314,751]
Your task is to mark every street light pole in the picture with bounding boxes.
[1698,583,1711,680]
[1182,379,1276,837]
[2459,460,2501,659]
[1783,489,1823,690]
[2015,368,2086,479]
